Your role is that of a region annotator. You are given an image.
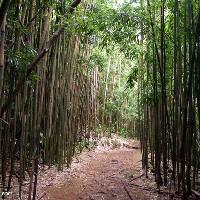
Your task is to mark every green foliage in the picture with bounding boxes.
[29,72,41,83]
[127,67,138,88]
[88,48,107,71]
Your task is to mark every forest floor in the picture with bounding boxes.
[7,135,179,200]
[35,135,177,200]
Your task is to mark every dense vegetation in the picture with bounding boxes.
[1,0,200,199]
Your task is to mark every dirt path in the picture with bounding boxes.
[37,136,168,200]
[44,149,142,200]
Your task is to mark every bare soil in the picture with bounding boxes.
[36,136,171,200]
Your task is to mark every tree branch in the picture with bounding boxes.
[0,0,82,117]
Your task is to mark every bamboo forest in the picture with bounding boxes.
[1,0,200,199]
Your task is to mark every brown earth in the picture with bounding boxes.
[37,136,171,200]
[45,149,142,200]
